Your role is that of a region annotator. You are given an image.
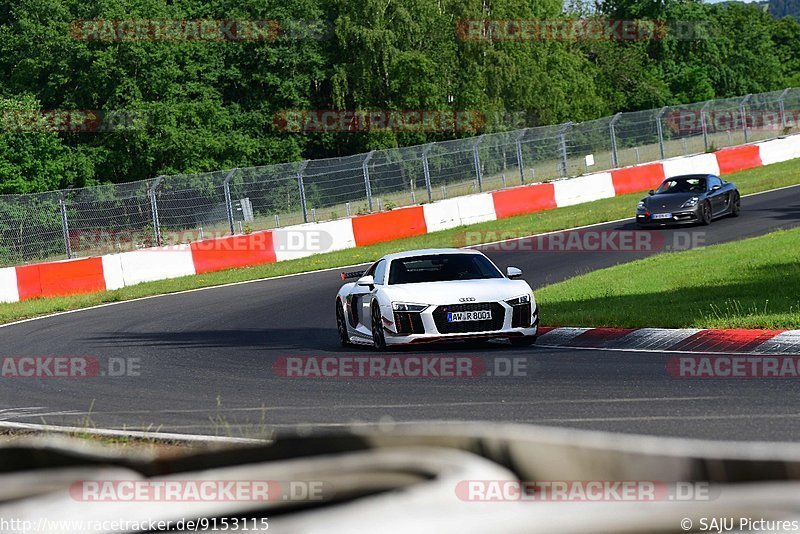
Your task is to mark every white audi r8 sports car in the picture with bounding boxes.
[335,248,538,350]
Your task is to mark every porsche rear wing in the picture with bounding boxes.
[341,270,365,281]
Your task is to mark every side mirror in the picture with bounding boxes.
[357,275,375,287]
[507,267,522,279]
[648,189,655,196]
[711,184,721,191]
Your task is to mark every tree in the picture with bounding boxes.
[772,16,800,86]
[0,0,793,195]
[770,0,800,21]
[0,95,93,193]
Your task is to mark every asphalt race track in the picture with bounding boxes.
[1,185,800,441]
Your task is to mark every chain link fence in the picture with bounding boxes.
[2,88,799,266]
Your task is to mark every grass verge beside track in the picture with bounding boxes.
[537,227,800,329]
[1,158,799,325]
[0,428,207,456]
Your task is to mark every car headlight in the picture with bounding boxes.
[392,302,428,312]
[637,201,646,211]
[681,197,699,208]
[506,294,531,306]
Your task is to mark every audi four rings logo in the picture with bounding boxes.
[459,297,476,302]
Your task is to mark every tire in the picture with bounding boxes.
[371,302,388,351]
[336,300,351,346]
[510,336,537,347]
[700,201,712,225]
[730,193,741,217]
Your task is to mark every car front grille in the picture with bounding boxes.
[394,312,425,335]
[432,302,505,334]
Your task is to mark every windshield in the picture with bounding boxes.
[388,254,504,284]
[656,177,707,194]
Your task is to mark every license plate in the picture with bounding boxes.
[447,310,492,322]
[651,213,672,220]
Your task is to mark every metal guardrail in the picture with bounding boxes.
[1,88,799,266]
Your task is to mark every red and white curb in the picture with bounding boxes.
[537,327,800,354]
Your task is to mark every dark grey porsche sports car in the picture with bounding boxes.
[635,174,740,226]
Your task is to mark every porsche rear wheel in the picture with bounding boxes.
[371,303,388,351]
[336,300,351,346]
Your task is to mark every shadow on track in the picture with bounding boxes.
[87,328,541,354]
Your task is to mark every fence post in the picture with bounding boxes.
[656,107,668,160]
[296,160,310,223]
[559,122,573,178]
[779,88,790,131]
[148,175,164,247]
[609,113,622,168]
[363,151,375,212]
[472,135,485,192]
[700,101,712,152]
[515,129,528,184]
[58,192,72,259]
[740,94,752,143]
[222,167,239,235]
[422,143,433,202]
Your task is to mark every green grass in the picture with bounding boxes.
[1,157,799,325]
[537,227,800,329]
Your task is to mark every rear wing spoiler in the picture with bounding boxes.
[341,270,365,281]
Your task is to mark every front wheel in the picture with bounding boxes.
[700,201,712,225]
[730,193,741,217]
[336,300,350,346]
[510,336,537,347]
[371,303,388,351]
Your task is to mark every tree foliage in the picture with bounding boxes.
[0,0,797,194]
[769,0,800,21]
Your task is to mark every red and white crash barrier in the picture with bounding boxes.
[0,134,798,304]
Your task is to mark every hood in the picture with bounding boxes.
[380,279,531,305]
[643,192,702,211]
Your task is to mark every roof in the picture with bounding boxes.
[664,174,718,180]
[380,248,481,262]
